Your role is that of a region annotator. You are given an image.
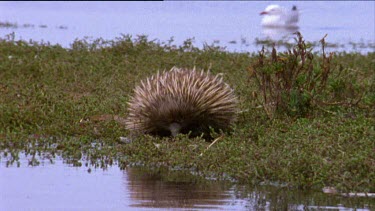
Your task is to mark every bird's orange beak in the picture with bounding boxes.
[260,11,267,15]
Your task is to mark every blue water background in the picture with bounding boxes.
[0,1,374,52]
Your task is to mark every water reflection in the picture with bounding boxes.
[124,167,374,210]
[261,26,299,41]
[124,168,235,209]
[1,157,374,210]
[233,185,374,210]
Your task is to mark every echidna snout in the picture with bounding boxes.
[168,122,183,137]
[125,67,238,138]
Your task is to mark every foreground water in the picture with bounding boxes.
[1,156,373,210]
[0,1,374,53]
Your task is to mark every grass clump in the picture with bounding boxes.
[0,33,374,193]
[249,32,369,119]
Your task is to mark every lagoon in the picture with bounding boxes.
[0,1,374,52]
[1,156,373,210]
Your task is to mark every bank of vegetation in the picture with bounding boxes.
[0,33,374,193]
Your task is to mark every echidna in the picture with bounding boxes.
[125,67,238,138]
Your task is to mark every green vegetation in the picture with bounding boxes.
[0,33,374,193]
[0,21,67,29]
[0,21,19,28]
[254,36,375,51]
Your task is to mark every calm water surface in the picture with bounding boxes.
[0,1,374,52]
[0,156,374,210]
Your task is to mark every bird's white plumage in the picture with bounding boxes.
[260,5,299,28]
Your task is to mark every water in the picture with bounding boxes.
[0,157,374,210]
[0,1,374,53]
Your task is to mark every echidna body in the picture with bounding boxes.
[125,67,238,138]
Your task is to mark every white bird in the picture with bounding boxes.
[260,5,299,28]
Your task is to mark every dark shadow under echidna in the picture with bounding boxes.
[125,67,238,139]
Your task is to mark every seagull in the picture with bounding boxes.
[260,5,299,28]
